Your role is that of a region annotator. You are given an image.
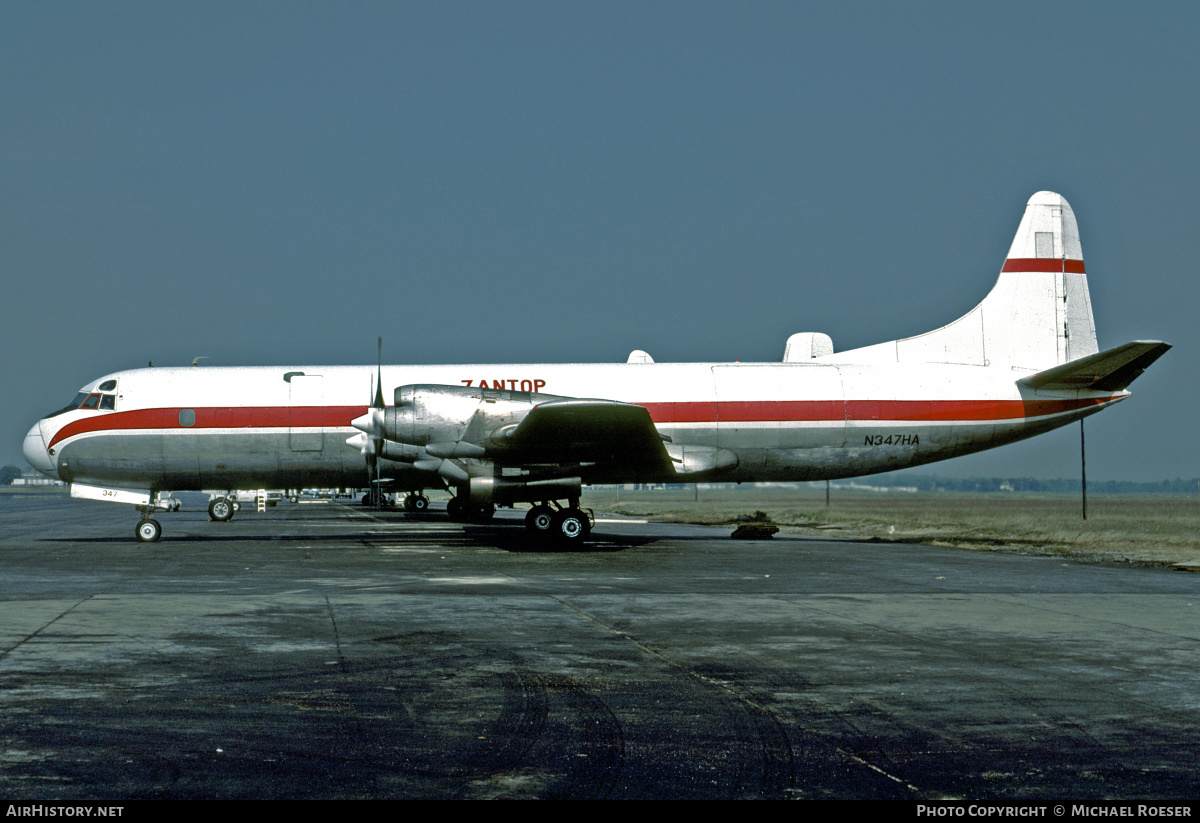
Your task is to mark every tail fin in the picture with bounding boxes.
[988,190,1098,367]
[832,191,1099,370]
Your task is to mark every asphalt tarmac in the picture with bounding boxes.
[1,493,1198,800]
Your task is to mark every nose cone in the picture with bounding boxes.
[23,422,56,478]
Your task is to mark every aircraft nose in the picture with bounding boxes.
[22,422,56,478]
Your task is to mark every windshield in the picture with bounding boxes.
[44,390,118,417]
[45,392,89,418]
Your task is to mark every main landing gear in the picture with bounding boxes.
[445,496,495,523]
[362,489,393,507]
[446,495,592,545]
[525,504,556,534]
[525,502,592,545]
[402,493,430,513]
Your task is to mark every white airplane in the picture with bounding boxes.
[23,192,1168,544]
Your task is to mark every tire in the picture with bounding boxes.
[136,518,162,543]
[525,505,555,534]
[208,498,234,522]
[412,495,429,513]
[553,508,590,545]
[470,503,495,522]
[445,496,465,521]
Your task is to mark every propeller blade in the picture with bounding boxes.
[374,336,385,410]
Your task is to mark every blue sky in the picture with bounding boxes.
[2,2,1194,481]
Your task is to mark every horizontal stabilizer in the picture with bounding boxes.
[1018,341,1171,392]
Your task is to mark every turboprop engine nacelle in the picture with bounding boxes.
[468,476,583,506]
[380,385,560,448]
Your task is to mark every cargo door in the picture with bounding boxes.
[713,364,846,452]
[710,365,781,474]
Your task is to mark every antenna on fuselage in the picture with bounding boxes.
[192,357,208,367]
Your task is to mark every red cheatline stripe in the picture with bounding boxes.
[843,397,1110,421]
[49,406,369,449]
[643,397,1110,423]
[48,397,1114,448]
[1002,258,1086,273]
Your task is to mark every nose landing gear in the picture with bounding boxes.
[208,496,235,522]
[135,517,161,543]
[134,492,182,542]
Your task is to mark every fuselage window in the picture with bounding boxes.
[81,394,101,410]
[179,409,196,427]
[99,395,116,410]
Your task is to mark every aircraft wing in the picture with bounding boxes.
[1018,341,1171,392]
[488,398,674,473]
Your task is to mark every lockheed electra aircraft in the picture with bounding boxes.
[23,192,1168,544]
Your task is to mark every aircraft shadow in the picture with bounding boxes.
[40,523,672,553]
[456,525,661,554]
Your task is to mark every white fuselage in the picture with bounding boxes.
[24,359,1121,493]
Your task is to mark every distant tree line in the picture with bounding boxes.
[869,473,1200,494]
[1,465,22,485]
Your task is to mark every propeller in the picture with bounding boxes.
[347,338,388,508]
[371,337,384,508]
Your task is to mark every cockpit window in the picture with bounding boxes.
[45,392,90,418]
[44,389,119,417]
[98,379,117,391]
